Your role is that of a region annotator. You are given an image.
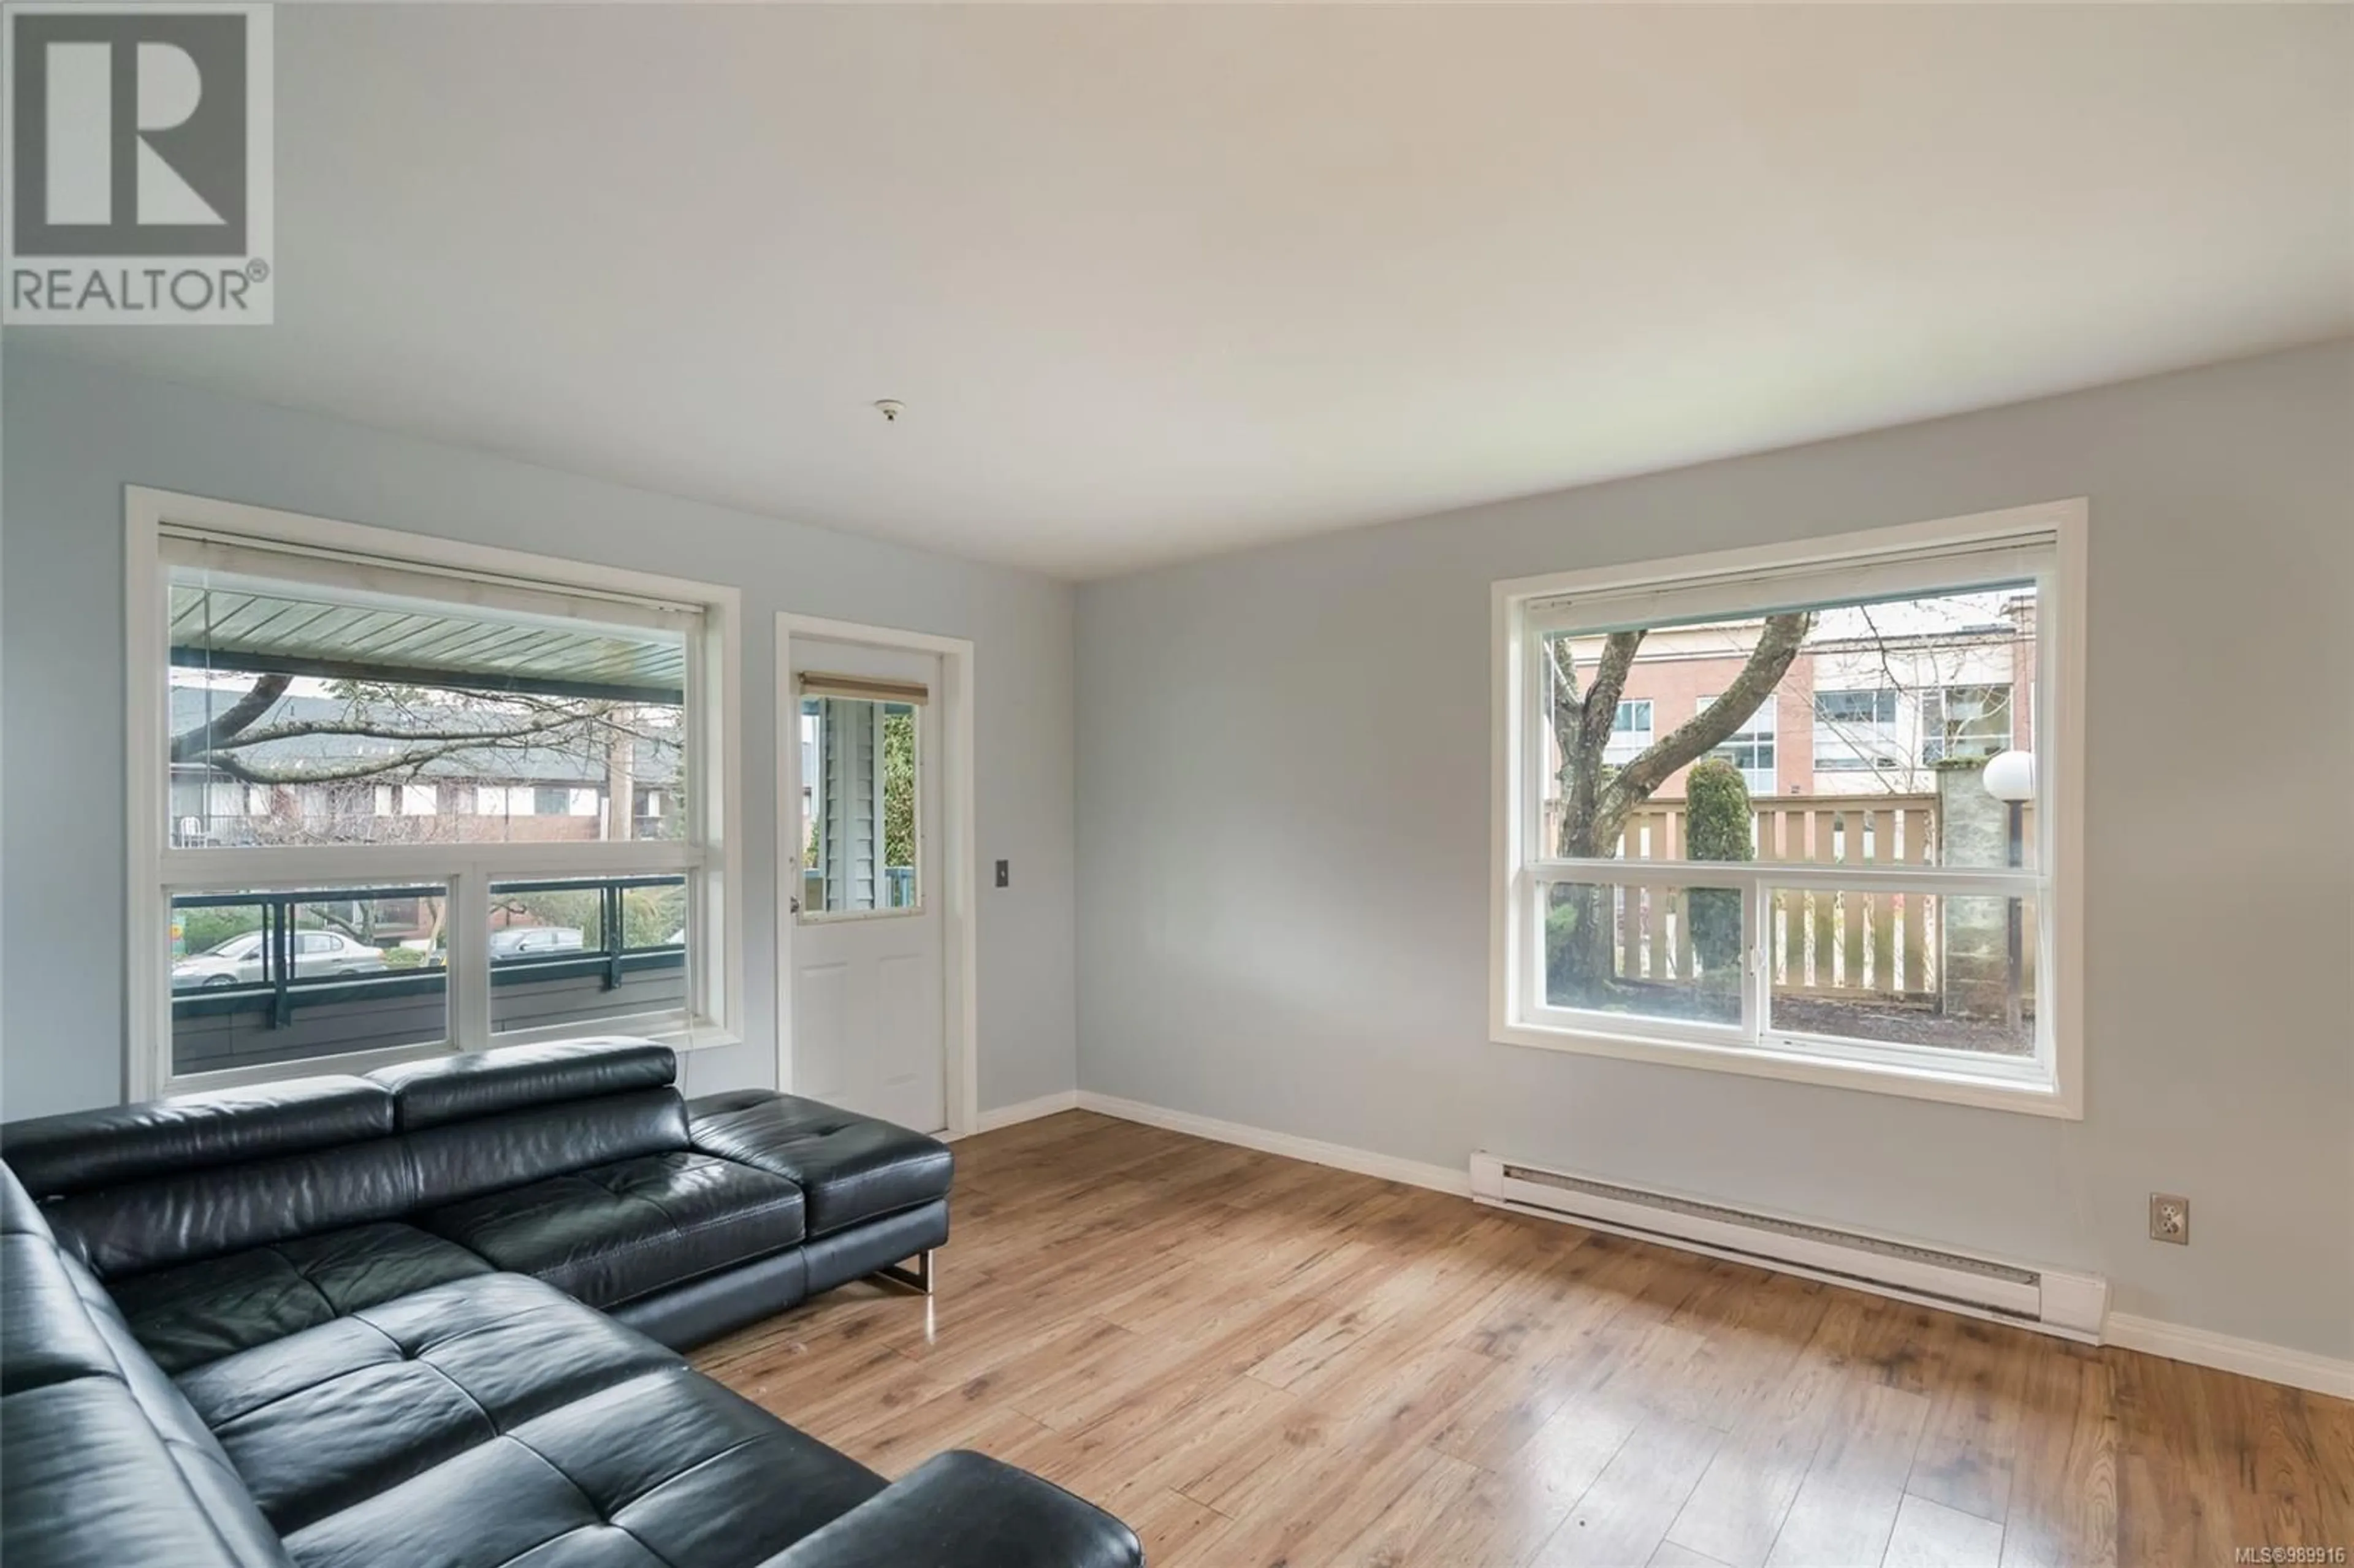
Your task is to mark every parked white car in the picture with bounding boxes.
[172,929,388,990]
[487,926,585,961]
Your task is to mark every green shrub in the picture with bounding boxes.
[882,706,917,872]
[1545,896,1582,976]
[177,906,262,955]
[500,889,599,940]
[621,883,686,948]
[1685,758,1753,976]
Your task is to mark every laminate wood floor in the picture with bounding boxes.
[691,1111,2353,1568]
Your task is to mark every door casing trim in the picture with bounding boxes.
[775,612,977,1136]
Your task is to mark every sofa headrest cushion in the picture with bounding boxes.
[0,1078,392,1199]
[368,1037,677,1130]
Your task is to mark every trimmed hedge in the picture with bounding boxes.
[1685,758,1753,976]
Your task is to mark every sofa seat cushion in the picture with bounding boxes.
[1,1167,299,1568]
[176,1274,677,1536]
[1,1232,122,1395]
[283,1365,887,1568]
[761,1451,1145,1568]
[686,1092,953,1238]
[421,1151,806,1309]
[106,1222,494,1375]
[2,1377,297,1568]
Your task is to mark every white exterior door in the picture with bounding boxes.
[787,636,946,1133]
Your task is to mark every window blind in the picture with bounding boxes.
[799,672,929,705]
[1524,535,2054,637]
[158,528,706,634]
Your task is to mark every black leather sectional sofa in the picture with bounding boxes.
[0,1037,1142,1568]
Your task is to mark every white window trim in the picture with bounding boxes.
[126,487,746,1098]
[1489,498,2086,1119]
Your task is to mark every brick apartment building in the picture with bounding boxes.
[1575,593,2036,802]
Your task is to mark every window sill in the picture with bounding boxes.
[656,1024,742,1053]
[489,1016,741,1053]
[1491,1018,2080,1119]
[156,1023,745,1098]
[159,1038,454,1097]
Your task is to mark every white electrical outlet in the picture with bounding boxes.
[2149,1193,2190,1244]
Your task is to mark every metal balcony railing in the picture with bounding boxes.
[169,877,690,1077]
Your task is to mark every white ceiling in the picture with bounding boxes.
[24,4,2353,578]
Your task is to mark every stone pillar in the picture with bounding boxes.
[1936,761,2009,1018]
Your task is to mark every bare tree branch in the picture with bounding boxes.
[197,733,585,786]
[170,677,671,785]
[1598,611,1811,822]
[1585,634,1643,757]
[169,676,292,764]
[1545,639,1585,794]
[1547,631,1647,858]
[1544,610,1815,994]
[1547,637,1583,710]
[200,709,586,752]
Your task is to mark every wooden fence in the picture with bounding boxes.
[1542,794,2036,1004]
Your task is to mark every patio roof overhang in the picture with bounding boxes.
[169,582,687,705]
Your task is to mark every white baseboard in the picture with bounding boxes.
[1074,1090,1469,1197]
[1071,1088,2354,1401]
[1471,1152,2106,1346]
[961,1089,1080,1137]
[2105,1313,2354,1400]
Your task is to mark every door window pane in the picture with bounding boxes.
[801,698,920,914]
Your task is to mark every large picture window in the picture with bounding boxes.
[1493,502,2083,1115]
[129,490,741,1095]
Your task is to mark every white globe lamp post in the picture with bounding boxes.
[1982,748,2034,806]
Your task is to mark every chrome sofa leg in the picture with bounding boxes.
[875,1249,933,1295]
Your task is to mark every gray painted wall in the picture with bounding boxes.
[1076,341,2354,1358]
[6,338,2347,1358]
[0,349,1078,1121]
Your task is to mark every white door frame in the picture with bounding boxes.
[775,612,978,1136]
